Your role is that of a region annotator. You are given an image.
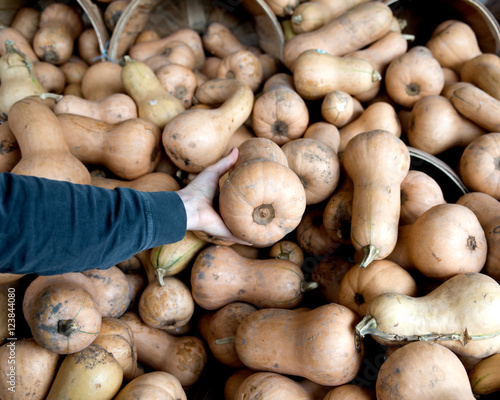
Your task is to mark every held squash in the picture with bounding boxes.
[342,130,410,267]
[45,344,123,400]
[190,245,317,310]
[251,73,309,145]
[356,272,500,359]
[9,97,91,184]
[459,132,500,200]
[282,1,393,70]
[219,158,306,247]
[235,303,364,386]
[163,78,254,173]
[457,192,500,282]
[57,113,162,180]
[119,311,207,388]
[22,273,101,355]
[293,49,381,101]
[376,341,475,400]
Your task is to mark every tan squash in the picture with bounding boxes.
[291,0,371,34]
[136,249,195,331]
[92,317,137,381]
[164,78,254,173]
[33,3,83,65]
[45,344,123,400]
[134,29,160,44]
[0,122,21,172]
[338,101,401,154]
[59,56,88,85]
[156,63,198,108]
[457,191,500,282]
[296,205,341,257]
[399,169,446,225]
[81,61,125,101]
[223,124,256,155]
[322,384,375,399]
[83,266,131,318]
[323,174,354,245]
[64,83,83,97]
[150,230,207,285]
[33,61,65,93]
[10,97,91,184]
[0,24,38,61]
[114,371,187,400]
[459,133,500,199]
[303,121,341,153]
[22,272,101,354]
[233,372,313,400]
[321,91,364,129]
[219,158,306,247]
[337,259,418,317]
[190,244,317,310]
[235,303,363,385]
[282,1,393,70]
[449,83,500,132]
[281,137,341,204]
[103,0,130,32]
[342,130,410,267]
[426,20,482,74]
[347,30,410,102]
[407,94,485,155]
[0,41,45,117]
[469,353,500,395]
[385,46,445,108]
[217,50,264,92]
[10,7,40,44]
[269,240,304,267]
[460,53,500,101]
[205,302,257,368]
[78,28,100,65]
[224,369,255,400]
[124,272,147,311]
[144,40,196,71]
[57,113,162,180]
[53,93,138,123]
[376,341,475,400]
[356,272,500,359]
[119,310,207,388]
[0,338,60,400]
[91,170,179,192]
[128,28,205,70]
[251,73,309,145]
[310,253,354,304]
[202,21,247,59]
[293,49,381,100]
[388,203,486,280]
[121,56,184,129]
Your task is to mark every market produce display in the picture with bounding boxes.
[2,0,500,399]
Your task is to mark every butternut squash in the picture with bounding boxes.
[282,1,393,70]
[81,61,125,101]
[234,372,313,400]
[303,121,341,153]
[57,113,162,180]
[269,240,304,267]
[22,272,101,354]
[10,7,40,44]
[119,311,207,388]
[59,56,88,84]
[114,371,187,400]
[356,272,500,359]
[33,61,65,94]
[469,353,500,395]
[293,49,381,100]
[90,170,179,192]
[323,174,354,244]
[156,63,198,108]
[0,24,38,61]
[78,28,100,65]
[216,50,264,92]
[190,244,317,310]
[144,40,196,71]
[342,130,410,267]
[310,253,354,304]
[321,91,363,129]
[163,78,254,173]
[460,53,500,101]
[235,303,363,385]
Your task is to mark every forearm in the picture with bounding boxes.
[0,173,187,275]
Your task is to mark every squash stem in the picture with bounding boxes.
[215,336,236,345]
[402,34,416,42]
[301,281,318,293]
[360,245,379,268]
[58,319,78,336]
[40,92,64,102]
[372,70,382,82]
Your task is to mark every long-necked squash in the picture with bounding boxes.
[163,78,254,173]
[190,244,317,310]
[356,272,500,359]
[114,371,187,400]
[235,303,364,386]
[342,129,410,267]
[460,53,500,101]
[81,61,125,101]
[90,170,179,192]
[303,121,341,153]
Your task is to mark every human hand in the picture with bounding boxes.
[175,148,252,246]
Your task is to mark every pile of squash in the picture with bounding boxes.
[2,0,500,398]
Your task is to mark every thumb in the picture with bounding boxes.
[206,147,239,177]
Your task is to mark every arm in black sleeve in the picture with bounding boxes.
[0,172,187,275]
